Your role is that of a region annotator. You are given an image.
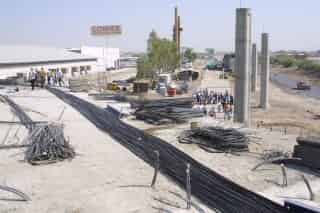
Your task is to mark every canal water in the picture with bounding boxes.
[271,73,320,99]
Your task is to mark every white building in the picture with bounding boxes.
[73,46,120,71]
[0,45,98,79]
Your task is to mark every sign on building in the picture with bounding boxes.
[90,25,122,36]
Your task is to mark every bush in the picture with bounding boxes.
[271,55,295,67]
[272,54,320,72]
[282,59,295,67]
[296,59,320,72]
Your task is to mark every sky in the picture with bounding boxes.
[1,0,320,52]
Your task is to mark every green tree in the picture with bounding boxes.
[137,30,180,79]
[184,48,197,62]
[272,55,296,67]
[147,30,158,54]
[271,54,320,72]
[136,55,154,79]
[150,38,180,73]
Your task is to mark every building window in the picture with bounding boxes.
[71,67,78,77]
[80,66,86,75]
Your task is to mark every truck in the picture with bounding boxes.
[296,81,311,90]
[158,74,172,86]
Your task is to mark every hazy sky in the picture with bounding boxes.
[1,0,320,52]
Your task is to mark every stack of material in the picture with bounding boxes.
[261,149,290,161]
[293,136,320,169]
[48,87,287,213]
[68,79,90,92]
[106,103,133,118]
[133,97,203,125]
[133,81,149,93]
[69,72,109,92]
[132,97,194,109]
[135,107,204,125]
[24,123,75,165]
[0,95,34,131]
[91,93,128,102]
[178,127,249,153]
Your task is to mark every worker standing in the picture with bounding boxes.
[57,69,64,87]
[39,67,46,88]
[29,68,36,90]
[47,71,52,86]
[224,103,232,120]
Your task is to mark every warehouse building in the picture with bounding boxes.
[0,45,98,79]
[69,46,120,71]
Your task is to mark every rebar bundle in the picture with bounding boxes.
[131,97,194,110]
[0,95,34,131]
[179,127,249,152]
[24,124,75,165]
[48,87,288,213]
[293,136,320,170]
[135,107,204,125]
[132,97,201,125]
[261,149,290,161]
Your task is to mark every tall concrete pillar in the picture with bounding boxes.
[260,33,270,109]
[234,8,252,125]
[251,43,258,92]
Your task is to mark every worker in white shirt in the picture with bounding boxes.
[29,68,37,90]
[57,69,64,87]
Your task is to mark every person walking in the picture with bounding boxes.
[35,68,40,87]
[39,67,46,88]
[47,71,52,86]
[57,69,64,87]
[29,68,37,90]
[209,104,217,118]
[224,103,232,120]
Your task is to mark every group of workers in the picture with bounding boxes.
[28,68,64,90]
[194,89,234,120]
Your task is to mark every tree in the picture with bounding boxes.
[150,38,180,73]
[272,55,296,67]
[147,30,158,54]
[136,30,180,79]
[136,55,154,79]
[184,48,197,62]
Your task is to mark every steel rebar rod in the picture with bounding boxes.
[151,150,160,188]
[48,87,288,213]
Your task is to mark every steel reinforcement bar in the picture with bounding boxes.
[0,95,34,131]
[48,87,288,213]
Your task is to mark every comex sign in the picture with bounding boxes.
[91,25,122,36]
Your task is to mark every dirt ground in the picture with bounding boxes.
[0,88,212,213]
[0,65,320,212]
[251,67,320,135]
[123,68,320,208]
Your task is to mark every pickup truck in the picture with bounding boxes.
[296,81,311,90]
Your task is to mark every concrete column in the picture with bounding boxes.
[260,33,270,109]
[234,8,252,125]
[251,43,258,92]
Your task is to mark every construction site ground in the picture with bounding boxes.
[1,66,320,212]
[0,88,213,213]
